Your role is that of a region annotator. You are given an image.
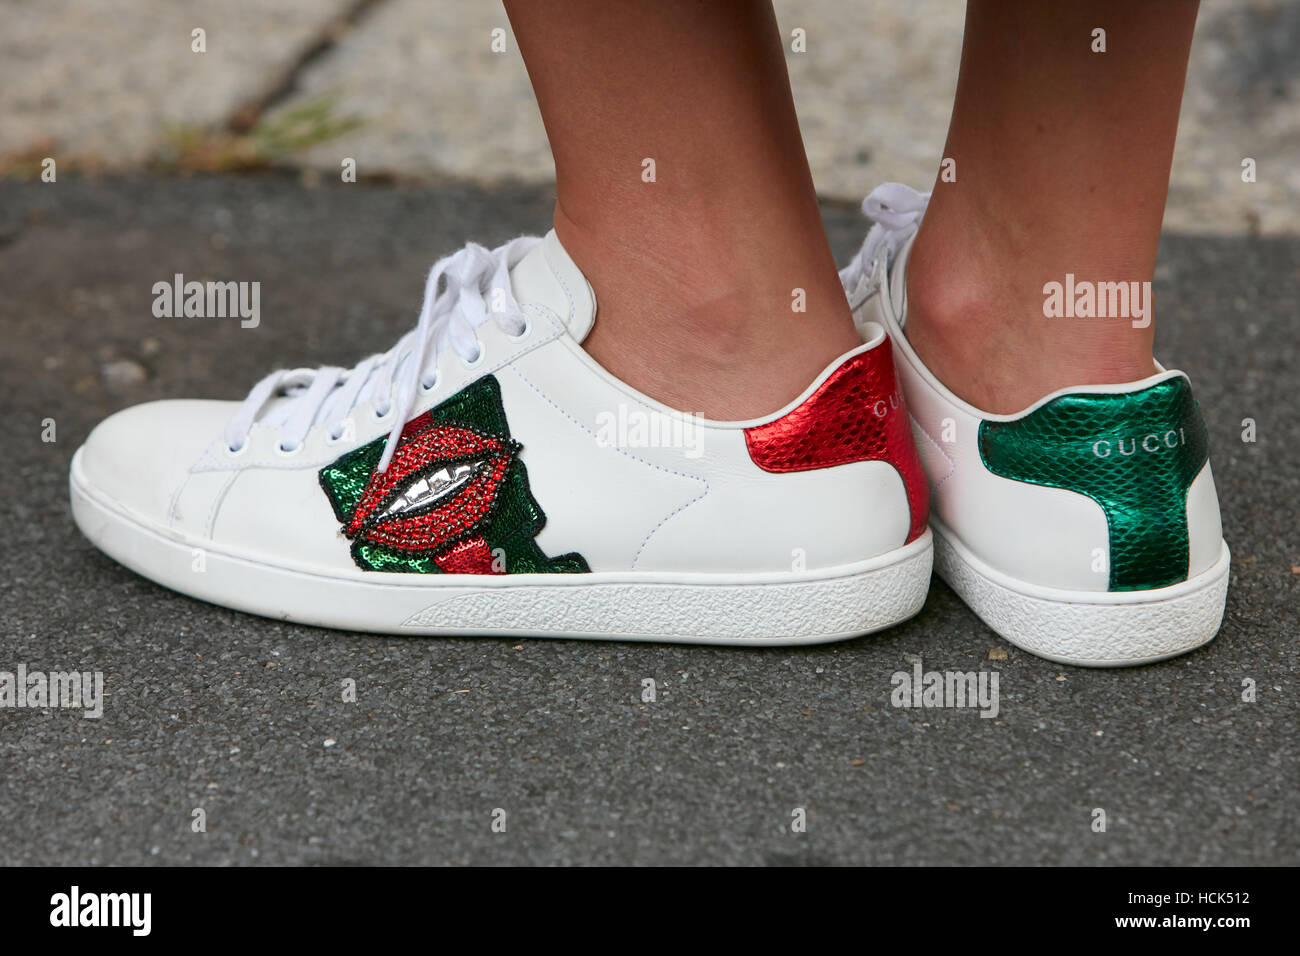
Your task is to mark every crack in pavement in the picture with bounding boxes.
[226,0,392,134]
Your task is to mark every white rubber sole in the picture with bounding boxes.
[69,450,933,646]
[931,517,1229,667]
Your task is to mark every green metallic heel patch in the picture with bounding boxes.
[977,377,1209,592]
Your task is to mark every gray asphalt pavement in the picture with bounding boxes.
[0,175,1296,865]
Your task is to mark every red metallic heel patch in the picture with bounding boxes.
[743,339,929,542]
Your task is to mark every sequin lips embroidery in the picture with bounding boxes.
[319,375,589,575]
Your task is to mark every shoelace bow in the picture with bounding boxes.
[839,182,931,296]
[224,236,539,473]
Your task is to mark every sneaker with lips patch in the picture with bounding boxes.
[842,183,1230,666]
[70,231,932,645]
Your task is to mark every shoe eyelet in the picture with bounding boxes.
[373,404,392,421]
[225,440,249,458]
[275,440,302,458]
[507,316,532,340]
[459,346,485,371]
[420,374,439,394]
[326,422,351,445]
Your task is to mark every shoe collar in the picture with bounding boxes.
[876,233,1186,421]
[509,230,597,343]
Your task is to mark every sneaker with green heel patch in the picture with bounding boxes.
[842,183,1229,667]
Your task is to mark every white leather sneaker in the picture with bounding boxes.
[71,232,932,645]
[842,183,1229,666]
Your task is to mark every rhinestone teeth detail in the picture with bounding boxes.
[382,459,486,518]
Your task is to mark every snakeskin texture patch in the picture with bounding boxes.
[978,377,1209,591]
[744,338,929,543]
[319,375,589,575]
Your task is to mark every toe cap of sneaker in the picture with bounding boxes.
[74,399,237,525]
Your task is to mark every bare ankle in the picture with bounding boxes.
[904,232,1157,414]
[555,209,861,420]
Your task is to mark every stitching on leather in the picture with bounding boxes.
[631,489,710,568]
[503,364,709,569]
[484,302,562,375]
[166,475,188,531]
[541,241,578,331]
[204,470,240,538]
[912,414,955,493]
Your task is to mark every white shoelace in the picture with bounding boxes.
[838,182,931,296]
[224,236,539,473]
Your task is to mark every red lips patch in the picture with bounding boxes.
[345,411,519,555]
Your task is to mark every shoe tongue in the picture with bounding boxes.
[508,230,597,343]
[890,232,915,329]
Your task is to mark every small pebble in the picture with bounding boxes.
[101,358,147,389]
